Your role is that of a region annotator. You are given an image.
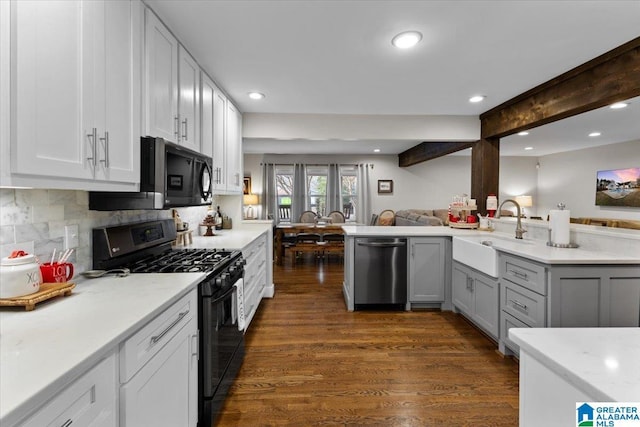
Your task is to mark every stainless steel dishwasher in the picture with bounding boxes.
[354,237,407,309]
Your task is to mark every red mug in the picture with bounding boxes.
[466,215,477,224]
[40,262,74,283]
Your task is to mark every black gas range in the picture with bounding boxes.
[92,219,245,427]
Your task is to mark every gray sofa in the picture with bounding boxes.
[394,209,449,226]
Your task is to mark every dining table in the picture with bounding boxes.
[274,223,347,265]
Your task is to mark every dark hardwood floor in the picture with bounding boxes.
[216,253,519,426]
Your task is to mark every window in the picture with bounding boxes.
[341,165,357,222]
[306,166,327,216]
[275,166,293,222]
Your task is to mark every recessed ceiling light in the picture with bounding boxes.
[248,92,265,100]
[524,146,534,151]
[610,102,628,109]
[391,31,422,49]
[469,95,485,103]
[373,149,381,153]
[518,131,530,136]
[589,132,601,137]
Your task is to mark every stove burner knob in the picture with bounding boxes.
[229,266,236,274]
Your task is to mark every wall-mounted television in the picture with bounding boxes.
[595,167,640,207]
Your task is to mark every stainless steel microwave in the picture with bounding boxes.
[89,137,212,210]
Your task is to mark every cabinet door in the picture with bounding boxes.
[98,0,140,183]
[200,72,215,158]
[452,263,472,314]
[409,238,445,302]
[19,354,117,427]
[13,0,93,180]
[211,89,227,192]
[145,8,178,143]
[472,273,499,338]
[177,47,200,152]
[225,102,242,193]
[120,316,198,427]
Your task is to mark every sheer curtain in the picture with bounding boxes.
[326,164,342,214]
[291,163,307,222]
[356,163,372,224]
[261,162,277,221]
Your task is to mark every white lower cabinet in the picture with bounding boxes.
[452,261,499,339]
[242,231,268,329]
[18,354,117,427]
[119,290,199,427]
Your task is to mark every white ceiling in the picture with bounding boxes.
[146,0,640,156]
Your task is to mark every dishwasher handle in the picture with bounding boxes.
[356,241,406,248]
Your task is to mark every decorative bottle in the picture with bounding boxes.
[215,206,223,230]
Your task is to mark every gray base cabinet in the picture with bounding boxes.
[452,261,499,340]
[499,253,640,355]
[409,237,450,305]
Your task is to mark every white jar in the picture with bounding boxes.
[0,253,42,298]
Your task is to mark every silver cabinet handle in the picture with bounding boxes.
[150,310,189,345]
[87,128,97,166]
[174,116,180,140]
[510,269,528,280]
[61,419,73,427]
[191,330,199,359]
[182,118,188,140]
[99,131,109,168]
[510,299,528,311]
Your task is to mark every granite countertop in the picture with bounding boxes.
[342,226,640,265]
[0,273,204,426]
[510,327,640,401]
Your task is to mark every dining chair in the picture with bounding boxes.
[327,211,345,224]
[299,210,317,223]
[377,209,395,226]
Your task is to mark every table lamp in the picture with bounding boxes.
[243,194,259,219]
[515,195,533,218]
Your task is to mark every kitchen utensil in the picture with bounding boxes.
[81,268,130,279]
[40,262,74,283]
[0,251,42,298]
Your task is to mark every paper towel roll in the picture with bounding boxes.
[549,209,570,245]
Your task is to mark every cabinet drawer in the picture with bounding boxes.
[243,235,266,264]
[500,311,529,355]
[500,254,547,295]
[120,291,197,382]
[501,282,545,327]
[19,354,117,427]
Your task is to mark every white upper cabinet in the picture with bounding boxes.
[85,0,141,183]
[145,8,201,153]
[225,102,243,194]
[11,0,141,190]
[201,72,243,195]
[13,1,92,181]
[145,9,179,143]
[177,48,200,152]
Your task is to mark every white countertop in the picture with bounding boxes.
[343,226,640,264]
[180,224,271,250]
[0,273,204,426]
[510,328,640,401]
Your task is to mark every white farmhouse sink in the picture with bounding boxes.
[452,235,535,278]
[452,236,500,277]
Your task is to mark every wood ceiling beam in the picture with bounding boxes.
[398,141,474,167]
[480,36,640,139]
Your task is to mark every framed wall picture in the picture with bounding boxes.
[595,167,640,207]
[243,177,251,195]
[378,180,393,194]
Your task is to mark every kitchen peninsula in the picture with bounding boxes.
[342,224,640,355]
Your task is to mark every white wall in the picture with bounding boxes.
[537,139,640,220]
[499,157,540,215]
[244,153,474,216]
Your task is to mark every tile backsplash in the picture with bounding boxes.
[0,189,209,274]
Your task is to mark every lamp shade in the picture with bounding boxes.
[243,194,259,205]
[515,195,533,208]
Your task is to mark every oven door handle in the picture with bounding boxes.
[210,285,236,304]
